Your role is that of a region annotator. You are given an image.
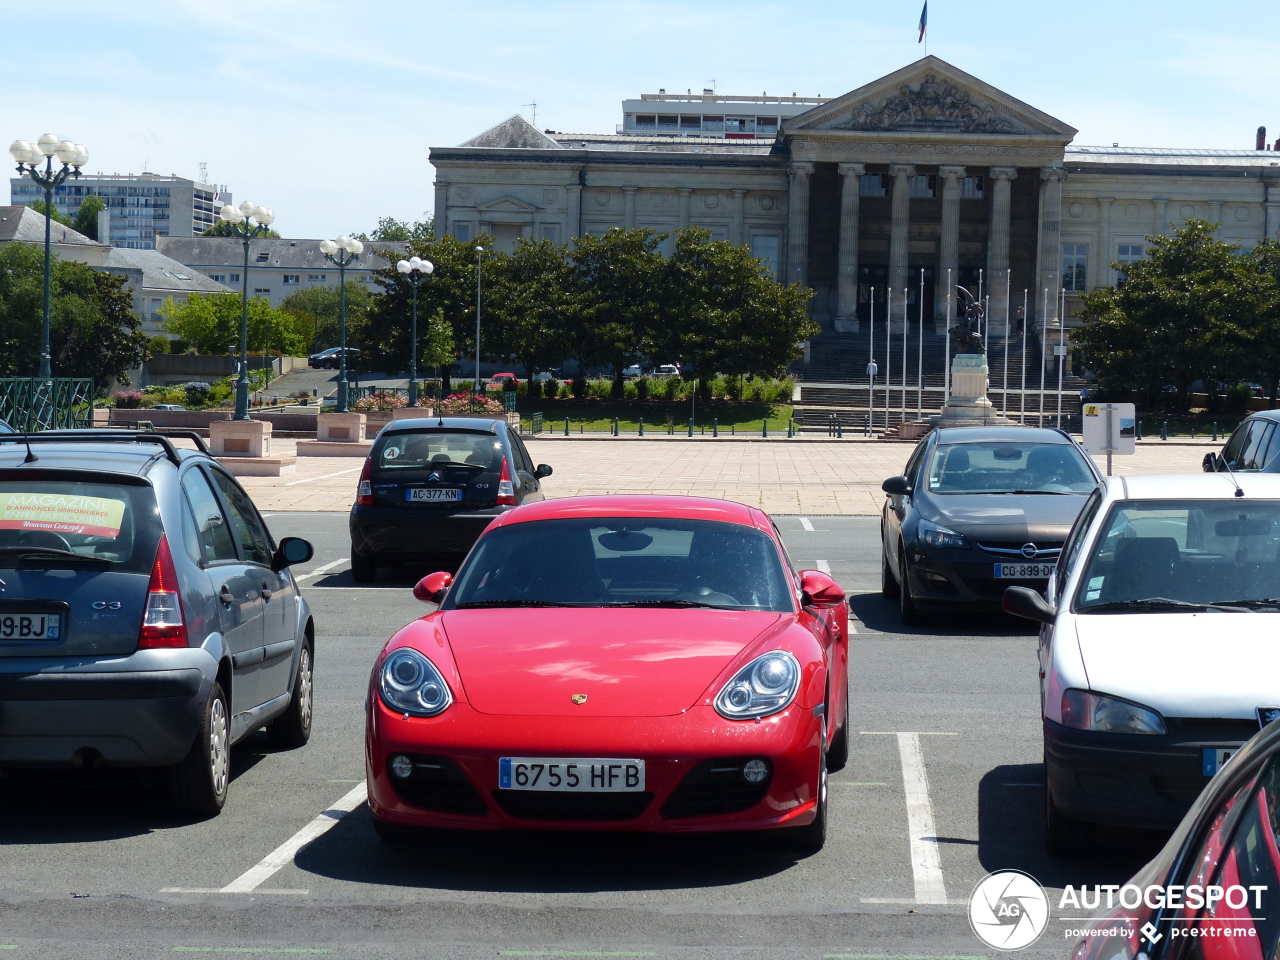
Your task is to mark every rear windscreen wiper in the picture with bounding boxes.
[0,547,111,564]
[426,461,486,470]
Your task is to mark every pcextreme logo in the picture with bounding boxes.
[969,870,1051,951]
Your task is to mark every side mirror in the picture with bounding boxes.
[1003,586,1057,625]
[1203,452,1223,473]
[881,475,912,497]
[535,464,553,479]
[413,571,453,605]
[799,570,846,608]
[273,537,313,572]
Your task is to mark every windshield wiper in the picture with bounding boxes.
[598,599,730,609]
[1002,489,1075,495]
[1208,598,1280,610]
[1083,597,1240,613]
[453,599,578,608]
[0,547,110,564]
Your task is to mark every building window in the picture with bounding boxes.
[1062,244,1088,292]
[702,116,724,133]
[757,116,779,132]
[254,288,271,295]
[1115,243,1143,282]
[283,274,300,285]
[751,235,780,279]
[454,223,472,242]
[209,274,226,283]
[538,223,560,243]
[307,274,327,282]
[908,174,937,199]
[680,115,700,130]
[962,176,985,199]
[229,273,240,283]
[859,174,887,198]
[634,115,656,128]
[255,252,270,263]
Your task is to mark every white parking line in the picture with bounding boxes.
[284,466,362,487]
[897,732,948,905]
[799,517,815,531]
[218,782,367,894]
[294,558,349,582]
[815,559,831,574]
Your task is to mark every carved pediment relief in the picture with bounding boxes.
[475,195,539,213]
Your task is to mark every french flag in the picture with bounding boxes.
[918,1,927,42]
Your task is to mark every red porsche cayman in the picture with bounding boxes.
[365,495,850,852]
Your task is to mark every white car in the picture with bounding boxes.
[1004,473,1280,856]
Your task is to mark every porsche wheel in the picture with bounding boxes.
[784,747,828,855]
[827,688,850,773]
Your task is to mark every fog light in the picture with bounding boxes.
[922,570,949,582]
[743,759,769,783]
[390,754,414,779]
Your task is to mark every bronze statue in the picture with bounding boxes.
[950,285,986,355]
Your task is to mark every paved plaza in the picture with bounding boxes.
[237,435,1220,514]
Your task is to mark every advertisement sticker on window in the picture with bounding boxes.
[0,492,126,537]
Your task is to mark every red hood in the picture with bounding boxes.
[439,608,787,717]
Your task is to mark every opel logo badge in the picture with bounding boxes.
[1020,543,1038,559]
[571,694,588,705]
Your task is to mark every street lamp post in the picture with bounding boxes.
[474,246,484,391]
[9,134,89,378]
[217,200,275,420]
[396,256,434,407]
[319,236,364,413]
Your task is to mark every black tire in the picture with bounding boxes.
[898,548,921,625]
[782,743,828,855]
[827,687,850,773]
[267,642,313,750]
[1045,753,1094,857]
[350,550,376,583]
[881,548,900,599]
[171,681,230,818]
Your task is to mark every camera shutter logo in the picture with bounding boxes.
[969,870,1050,950]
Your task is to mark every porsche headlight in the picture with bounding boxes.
[379,648,453,718]
[918,518,967,550]
[1061,689,1165,735]
[714,651,801,720]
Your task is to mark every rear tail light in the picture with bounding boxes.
[357,457,373,505]
[496,459,516,505]
[139,534,187,649]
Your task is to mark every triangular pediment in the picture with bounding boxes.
[785,57,1076,140]
[475,195,539,214]
[458,115,563,149]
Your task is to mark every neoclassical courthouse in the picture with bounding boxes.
[430,57,1280,344]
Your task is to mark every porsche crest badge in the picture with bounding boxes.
[571,694,588,705]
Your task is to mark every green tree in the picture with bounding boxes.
[354,215,434,243]
[1239,239,1280,407]
[1073,220,1250,408]
[160,292,304,356]
[0,242,149,384]
[356,264,455,378]
[26,199,73,228]
[73,195,106,240]
[488,238,577,380]
[280,282,373,353]
[199,220,282,239]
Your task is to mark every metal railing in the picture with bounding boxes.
[0,378,94,431]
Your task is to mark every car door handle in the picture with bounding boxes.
[260,583,273,601]
[219,585,235,605]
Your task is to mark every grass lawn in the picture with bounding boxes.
[517,398,796,434]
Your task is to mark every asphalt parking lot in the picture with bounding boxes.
[0,513,1170,959]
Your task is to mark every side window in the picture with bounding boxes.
[210,470,273,566]
[1222,420,1258,470]
[1240,422,1275,471]
[180,470,238,564]
[509,434,535,474]
[902,439,930,488]
[1058,489,1103,594]
[770,521,799,574]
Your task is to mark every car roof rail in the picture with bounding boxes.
[0,430,209,466]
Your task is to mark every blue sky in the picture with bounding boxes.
[4,0,1277,239]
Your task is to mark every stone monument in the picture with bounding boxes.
[930,286,1013,427]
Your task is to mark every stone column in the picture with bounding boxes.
[936,165,964,327]
[1208,200,1223,236]
[433,180,449,237]
[1097,198,1114,287]
[731,188,747,246]
[786,162,814,286]
[888,164,915,323]
[1153,198,1170,237]
[986,166,1017,333]
[623,187,637,229]
[565,182,582,238]
[677,188,692,229]
[1038,167,1066,328]
[835,162,865,332]
[1266,182,1280,239]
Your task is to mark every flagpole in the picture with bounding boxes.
[917,268,924,419]
[1002,271,1011,415]
[1020,289,1028,424]
[1039,287,1048,427]
[885,287,892,431]
[868,286,875,434]
[944,268,952,403]
[1057,287,1066,429]
[900,288,907,424]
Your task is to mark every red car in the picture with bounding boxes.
[365,495,849,852]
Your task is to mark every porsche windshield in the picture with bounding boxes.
[444,517,795,612]
[925,442,1096,495]
[1075,499,1280,611]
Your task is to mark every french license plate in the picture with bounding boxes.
[0,613,62,641]
[993,562,1056,579]
[499,757,645,792]
[1203,747,1240,777]
[406,487,463,502]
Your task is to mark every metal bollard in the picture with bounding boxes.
[712,418,718,438]
[1136,420,1143,440]
[564,417,570,437]
[613,417,619,437]
[1161,421,1168,441]
[762,419,768,438]
[788,418,796,438]
[1213,422,1218,441]
[638,417,644,437]
[1191,425,1196,439]
[687,418,694,437]
[835,418,842,439]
